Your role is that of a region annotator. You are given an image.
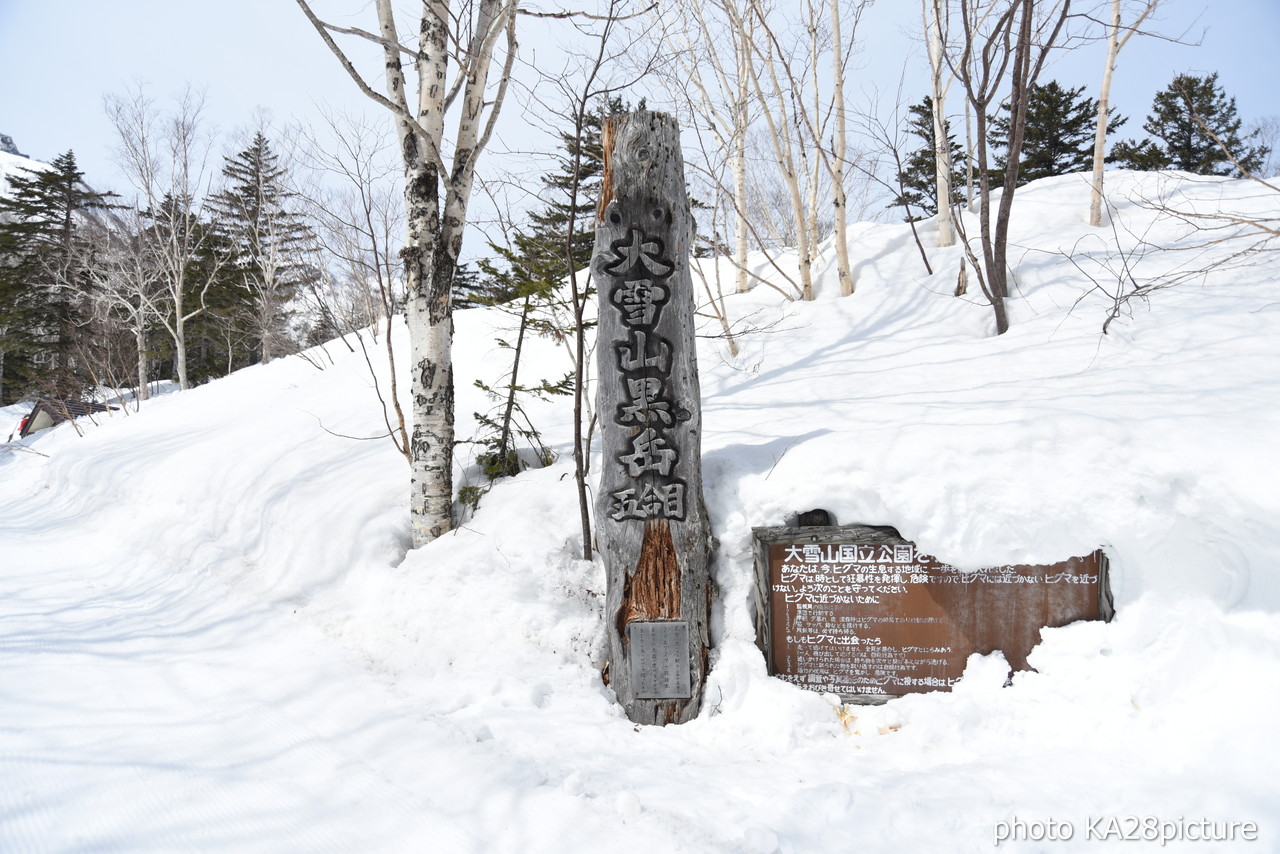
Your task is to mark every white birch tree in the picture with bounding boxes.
[827,0,855,293]
[1088,0,1160,227]
[90,210,165,401]
[745,0,867,299]
[664,0,756,294]
[295,0,518,547]
[104,85,224,391]
[923,0,956,247]
[292,110,413,462]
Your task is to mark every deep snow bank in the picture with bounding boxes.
[2,170,1277,853]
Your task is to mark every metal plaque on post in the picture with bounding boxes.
[629,621,692,699]
[753,525,1114,703]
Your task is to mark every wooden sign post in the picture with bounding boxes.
[593,111,712,726]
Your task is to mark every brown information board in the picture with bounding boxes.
[753,526,1112,701]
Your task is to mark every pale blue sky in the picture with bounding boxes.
[1,1,1276,197]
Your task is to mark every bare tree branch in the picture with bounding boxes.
[518,3,655,20]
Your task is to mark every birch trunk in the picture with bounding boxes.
[135,319,150,401]
[831,0,855,295]
[807,11,823,253]
[299,0,516,547]
[729,4,753,296]
[742,3,814,301]
[964,98,976,212]
[1089,0,1121,229]
[1090,0,1159,227]
[926,0,955,247]
[376,0,454,547]
[732,9,752,294]
[170,256,192,390]
[175,321,190,389]
[732,79,750,294]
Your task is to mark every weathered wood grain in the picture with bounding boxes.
[593,111,712,726]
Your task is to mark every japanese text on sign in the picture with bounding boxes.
[766,541,1105,698]
[603,227,689,522]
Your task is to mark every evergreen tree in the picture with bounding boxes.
[449,263,490,311]
[121,192,243,389]
[889,96,965,221]
[990,80,1124,186]
[0,151,117,403]
[180,217,251,382]
[1111,72,1267,176]
[465,97,632,486]
[473,97,629,308]
[208,132,318,364]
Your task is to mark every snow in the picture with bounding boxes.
[2,170,1278,852]
[0,149,46,185]
[1,402,26,440]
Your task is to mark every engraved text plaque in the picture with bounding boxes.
[629,621,692,699]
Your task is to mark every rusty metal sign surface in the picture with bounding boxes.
[629,621,692,699]
[761,536,1108,699]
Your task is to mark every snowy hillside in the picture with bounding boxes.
[0,149,46,184]
[1,170,1277,853]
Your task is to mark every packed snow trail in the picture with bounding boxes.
[0,425,692,852]
[0,511,698,854]
[0,521,484,853]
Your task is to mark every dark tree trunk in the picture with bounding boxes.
[496,295,532,473]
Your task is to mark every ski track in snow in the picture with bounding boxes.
[0,527,478,852]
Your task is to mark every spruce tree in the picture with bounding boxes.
[474,97,626,307]
[990,81,1124,186]
[180,217,251,381]
[0,151,117,403]
[450,263,491,311]
[208,132,317,363]
[466,97,629,485]
[1111,72,1267,176]
[889,96,965,221]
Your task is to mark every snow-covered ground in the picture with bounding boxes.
[2,171,1277,853]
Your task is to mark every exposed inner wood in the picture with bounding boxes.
[622,519,682,628]
[596,117,616,223]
